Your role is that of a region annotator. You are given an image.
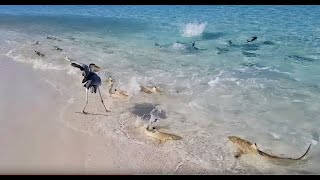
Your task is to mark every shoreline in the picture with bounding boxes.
[0,54,316,174]
[0,55,212,174]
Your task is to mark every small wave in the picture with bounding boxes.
[208,76,239,88]
[208,77,221,87]
[239,63,292,78]
[32,60,65,71]
[182,22,207,37]
[126,76,142,95]
[42,78,63,94]
[187,101,206,111]
[114,76,142,96]
[8,54,66,71]
[208,70,225,87]
[292,99,304,103]
[171,42,187,50]
[311,139,318,145]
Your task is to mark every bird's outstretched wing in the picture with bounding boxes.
[65,56,89,74]
[71,62,85,71]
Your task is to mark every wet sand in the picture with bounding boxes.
[0,56,206,174]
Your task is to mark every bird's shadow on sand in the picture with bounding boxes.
[75,112,109,117]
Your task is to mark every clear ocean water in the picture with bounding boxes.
[0,5,320,174]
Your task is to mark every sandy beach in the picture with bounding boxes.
[0,55,88,174]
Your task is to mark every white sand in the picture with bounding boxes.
[0,56,209,174]
[0,56,89,174]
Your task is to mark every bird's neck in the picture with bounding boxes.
[88,65,94,72]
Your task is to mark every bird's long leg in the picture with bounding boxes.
[98,87,110,113]
[82,88,89,114]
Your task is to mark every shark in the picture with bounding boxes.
[227,136,311,162]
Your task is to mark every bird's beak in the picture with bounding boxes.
[94,65,101,71]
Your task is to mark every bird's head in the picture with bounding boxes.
[89,63,101,72]
[107,76,116,84]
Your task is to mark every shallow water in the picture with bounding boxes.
[0,5,319,174]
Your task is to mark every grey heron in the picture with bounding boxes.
[65,56,110,114]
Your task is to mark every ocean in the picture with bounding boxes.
[0,5,319,174]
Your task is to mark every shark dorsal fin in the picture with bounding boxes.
[251,143,258,150]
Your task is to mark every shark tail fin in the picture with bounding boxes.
[65,56,73,63]
[295,144,311,160]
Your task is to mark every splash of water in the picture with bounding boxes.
[148,105,163,127]
[182,22,207,37]
[124,76,142,96]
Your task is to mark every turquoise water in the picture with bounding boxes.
[1,5,320,173]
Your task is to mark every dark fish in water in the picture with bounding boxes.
[46,36,62,42]
[155,41,202,52]
[33,41,41,45]
[35,51,45,57]
[228,136,311,162]
[240,62,266,69]
[262,41,275,45]
[242,51,259,57]
[53,46,63,51]
[155,42,164,48]
[287,55,315,62]
[68,37,76,41]
[241,44,260,51]
[216,47,229,54]
[104,49,114,54]
[247,36,258,43]
[191,41,199,50]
